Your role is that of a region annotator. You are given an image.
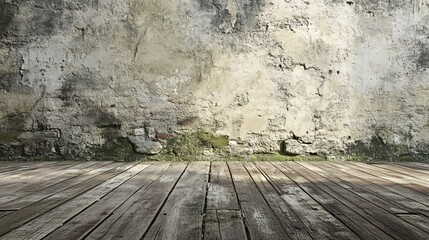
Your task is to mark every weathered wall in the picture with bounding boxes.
[1,0,429,160]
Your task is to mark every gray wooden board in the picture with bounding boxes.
[204,161,247,239]
[391,163,429,175]
[204,209,247,240]
[227,162,289,240]
[256,161,358,240]
[0,162,83,195]
[0,161,101,207]
[367,163,429,182]
[244,162,313,240]
[0,162,59,175]
[395,213,429,233]
[326,162,429,208]
[291,162,429,240]
[0,162,76,178]
[304,162,429,234]
[0,161,114,210]
[300,162,411,214]
[0,162,72,180]
[319,162,429,218]
[0,211,13,218]
[272,162,393,240]
[349,162,429,194]
[393,162,429,171]
[142,161,210,240]
[206,161,240,210]
[0,163,150,240]
[85,162,189,240]
[0,162,41,174]
[0,162,133,237]
[43,162,171,240]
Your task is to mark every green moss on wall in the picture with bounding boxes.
[164,129,229,157]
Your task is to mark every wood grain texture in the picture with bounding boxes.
[0,161,427,240]
[143,161,209,240]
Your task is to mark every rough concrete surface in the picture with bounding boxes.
[0,0,428,160]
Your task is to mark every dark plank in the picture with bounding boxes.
[142,161,209,240]
[291,162,429,240]
[0,211,13,218]
[44,162,172,240]
[0,163,151,239]
[204,161,247,240]
[227,162,289,240]
[272,162,393,240]
[0,162,135,237]
[244,162,312,240]
[204,210,247,240]
[395,213,429,233]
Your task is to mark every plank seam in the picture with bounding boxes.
[226,162,251,240]
[139,162,190,240]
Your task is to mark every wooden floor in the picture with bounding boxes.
[0,161,427,240]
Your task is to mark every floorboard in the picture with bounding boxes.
[0,161,427,240]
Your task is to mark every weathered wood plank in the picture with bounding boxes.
[272,162,393,240]
[395,214,429,233]
[324,162,429,207]
[391,163,429,175]
[0,162,52,171]
[244,162,312,240]
[227,162,289,240]
[0,162,40,174]
[0,211,13,218]
[394,162,429,171]
[43,162,172,240]
[257,161,358,240]
[204,210,223,240]
[0,162,134,237]
[206,161,240,210]
[302,162,410,214]
[0,162,83,195]
[0,161,101,207]
[367,163,429,181]
[305,162,429,233]
[142,161,209,240]
[204,210,247,240]
[204,161,247,240]
[0,161,113,210]
[0,162,72,179]
[0,163,151,240]
[84,162,188,240]
[319,162,429,218]
[349,162,429,193]
[292,162,429,240]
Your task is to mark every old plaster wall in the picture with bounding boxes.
[0,0,429,160]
